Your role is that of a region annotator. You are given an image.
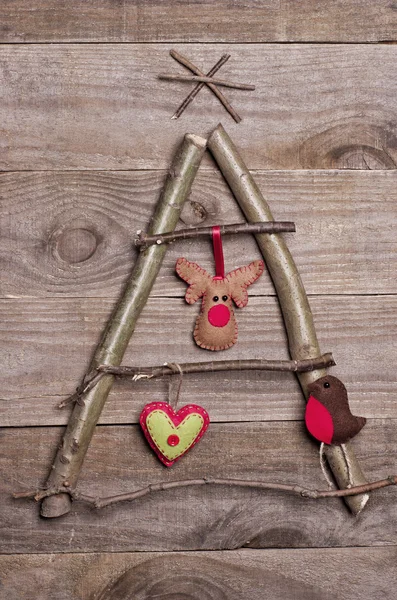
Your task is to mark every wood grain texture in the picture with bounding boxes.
[1,169,397,299]
[1,44,397,170]
[1,1,397,43]
[1,0,396,579]
[4,419,397,552]
[1,548,396,600]
[0,294,396,426]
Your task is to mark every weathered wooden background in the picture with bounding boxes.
[1,2,397,599]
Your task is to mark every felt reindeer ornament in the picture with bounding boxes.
[176,226,265,351]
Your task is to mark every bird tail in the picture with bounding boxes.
[357,416,367,430]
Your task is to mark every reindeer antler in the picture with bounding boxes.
[225,260,264,307]
[176,258,212,304]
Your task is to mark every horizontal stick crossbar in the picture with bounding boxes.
[58,354,334,409]
[159,73,255,91]
[98,353,335,379]
[14,475,397,510]
[135,221,296,247]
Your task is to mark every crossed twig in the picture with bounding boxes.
[159,50,255,122]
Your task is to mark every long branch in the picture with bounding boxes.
[98,353,335,379]
[40,133,207,519]
[14,475,397,510]
[159,74,255,91]
[135,221,295,247]
[58,354,335,409]
[207,124,369,515]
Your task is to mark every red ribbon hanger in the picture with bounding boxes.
[212,226,225,279]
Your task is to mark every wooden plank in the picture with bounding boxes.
[1,548,396,600]
[3,420,397,552]
[1,170,397,299]
[1,294,395,426]
[1,1,397,43]
[1,44,397,170]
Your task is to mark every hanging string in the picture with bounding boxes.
[341,443,353,488]
[212,225,225,279]
[164,362,184,410]
[319,443,353,489]
[319,443,335,489]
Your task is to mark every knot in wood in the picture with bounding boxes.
[180,200,208,225]
[55,227,98,264]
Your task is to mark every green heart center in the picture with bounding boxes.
[146,410,205,460]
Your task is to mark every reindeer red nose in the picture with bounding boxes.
[208,304,230,327]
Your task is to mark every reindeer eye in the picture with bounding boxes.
[323,382,330,389]
[213,296,219,302]
[222,295,228,301]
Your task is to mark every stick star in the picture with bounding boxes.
[168,49,245,122]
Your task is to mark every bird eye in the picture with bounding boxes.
[323,382,330,389]
[213,296,219,302]
[222,295,228,301]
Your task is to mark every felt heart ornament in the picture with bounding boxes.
[140,402,210,467]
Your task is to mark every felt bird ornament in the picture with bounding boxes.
[176,257,264,351]
[305,375,366,445]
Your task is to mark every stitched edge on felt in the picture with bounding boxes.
[194,314,238,351]
[139,403,210,466]
[175,258,210,304]
[226,260,265,307]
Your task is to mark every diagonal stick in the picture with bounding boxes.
[170,50,242,123]
[171,52,230,120]
[160,73,255,91]
[207,123,369,515]
[39,134,207,518]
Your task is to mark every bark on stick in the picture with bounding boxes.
[135,221,295,247]
[98,353,335,379]
[41,133,207,518]
[207,123,369,515]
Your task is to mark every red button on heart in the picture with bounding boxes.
[167,434,180,446]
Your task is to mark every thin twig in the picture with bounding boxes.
[98,353,335,379]
[170,50,241,123]
[58,353,335,409]
[171,53,230,120]
[14,475,397,510]
[135,221,295,247]
[58,372,103,409]
[159,73,255,91]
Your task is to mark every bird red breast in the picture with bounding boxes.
[305,375,366,445]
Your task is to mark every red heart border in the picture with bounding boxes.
[139,402,210,467]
